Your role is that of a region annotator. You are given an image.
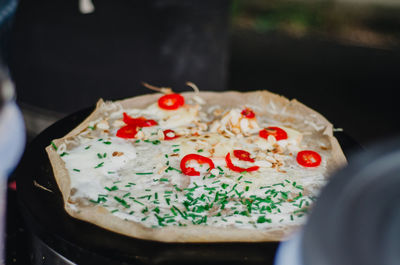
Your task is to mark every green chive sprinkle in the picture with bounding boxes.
[51,141,58,150]
[221,183,229,189]
[173,149,180,153]
[104,185,118,191]
[131,199,144,206]
[110,209,119,214]
[197,149,203,153]
[103,141,112,145]
[114,196,130,208]
[85,145,91,150]
[60,152,68,157]
[73,169,80,172]
[94,162,104,168]
[135,172,153,175]
[257,216,272,223]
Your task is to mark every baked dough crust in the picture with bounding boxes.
[46,90,346,242]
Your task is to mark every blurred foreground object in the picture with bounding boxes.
[0,69,25,265]
[275,137,400,265]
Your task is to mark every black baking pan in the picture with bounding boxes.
[16,105,362,265]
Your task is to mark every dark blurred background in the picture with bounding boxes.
[6,0,400,146]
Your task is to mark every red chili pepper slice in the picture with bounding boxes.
[180,154,215,176]
[158,93,185,110]
[241,108,255,119]
[116,125,138,139]
[296,150,321,167]
[123,112,157,127]
[259,126,288,141]
[163,129,179,140]
[233,150,255,162]
[225,153,259,173]
[117,113,157,139]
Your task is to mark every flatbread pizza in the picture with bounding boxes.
[46,86,346,242]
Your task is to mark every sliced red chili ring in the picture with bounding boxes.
[123,112,157,127]
[158,93,185,110]
[163,129,179,140]
[241,108,255,119]
[180,154,215,176]
[233,150,255,162]
[296,150,321,167]
[116,125,138,139]
[259,126,288,141]
[225,153,259,173]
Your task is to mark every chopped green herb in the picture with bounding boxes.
[123,192,131,198]
[131,199,144,206]
[197,149,203,153]
[85,145,91,150]
[135,172,153,175]
[73,169,80,172]
[94,162,104,168]
[245,186,250,191]
[110,209,119,214]
[114,196,130,208]
[257,216,272,223]
[88,126,95,130]
[221,183,229,189]
[104,185,118,191]
[60,152,68,157]
[135,140,140,143]
[103,141,112,145]
[160,178,169,182]
[237,176,243,181]
[173,148,180,153]
[51,141,58,150]
[165,166,182,173]
[244,180,252,184]
[280,191,288,200]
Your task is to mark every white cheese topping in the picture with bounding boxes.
[59,100,330,230]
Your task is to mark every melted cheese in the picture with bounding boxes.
[59,100,329,231]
